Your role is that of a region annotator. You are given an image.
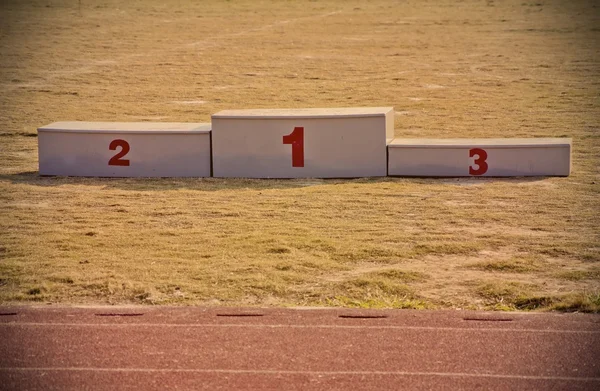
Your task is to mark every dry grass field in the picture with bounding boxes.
[0,0,598,311]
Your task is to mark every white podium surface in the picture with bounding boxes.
[211,107,394,178]
[387,138,572,177]
[37,122,212,177]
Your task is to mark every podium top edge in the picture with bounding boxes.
[37,122,212,133]
[212,107,394,119]
[388,138,572,148]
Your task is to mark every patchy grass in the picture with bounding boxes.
[325,296,434,310]
[550,292,600,313]
[365,269,429,283]
[475,281,541,310]
[411,242,484,257]
[555,268,600,281]
[303,268,434,309]
[466,256,544,273]
[474,281,600,312]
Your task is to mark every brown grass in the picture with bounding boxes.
[0,0,599,311]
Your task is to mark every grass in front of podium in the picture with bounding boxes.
[1,176,598,312]
[0,0,599,311]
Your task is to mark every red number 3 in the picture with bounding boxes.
[282,127,304,167]
[469,148,488,175]
[108,139,130,166]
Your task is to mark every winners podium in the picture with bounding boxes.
[37,109,571,178]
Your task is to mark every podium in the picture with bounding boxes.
[387,138,572,177]
[36,113,573,179]
[211,107,394,178]
[37,122,212,177]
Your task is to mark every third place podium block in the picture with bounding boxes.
[387,138,572,177]
[38,122,212,177]
[211,107,394,178]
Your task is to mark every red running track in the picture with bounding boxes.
[0,306,599,390]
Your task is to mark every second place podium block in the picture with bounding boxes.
[211,107,394,178]
[38,122,212,177]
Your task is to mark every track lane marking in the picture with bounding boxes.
[0,367,598,382]
[0,322,598,334]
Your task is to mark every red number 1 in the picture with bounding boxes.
[469,148,488,175]
[282,127,304,167]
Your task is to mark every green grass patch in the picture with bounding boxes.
[325,296,434,309]
[555,268,600,281]
[319,267,431,308]
[412,242,483,257]
[267,246,292,254]
[48,275,75,284]
[475,281,541,310]
[364,269,429,282]
[550,292,600,313]
[467,256,543,273]
[474,280,600,312]
[333,247,405,263]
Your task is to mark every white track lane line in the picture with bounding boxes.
[0,367,598,382]
[1,322,598,334]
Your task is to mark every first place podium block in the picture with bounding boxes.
[37,122,212,177]
[211,107,394,178]
[387,138,572,177]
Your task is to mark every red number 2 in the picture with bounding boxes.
[282,127,304,167]
[469,148,488,175]
[108,139,130,166]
